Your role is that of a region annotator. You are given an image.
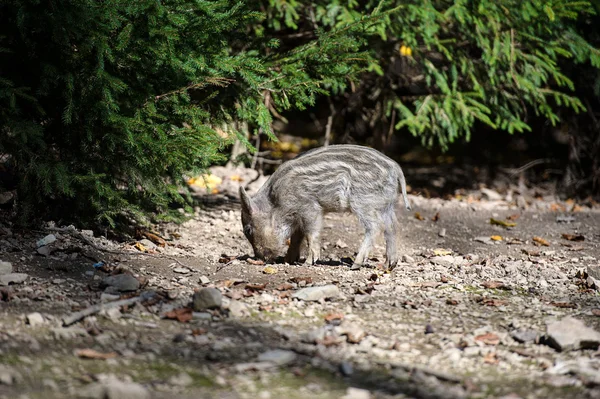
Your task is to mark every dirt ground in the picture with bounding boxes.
[1,170,600,399]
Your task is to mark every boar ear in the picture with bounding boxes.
[239,186,257,215]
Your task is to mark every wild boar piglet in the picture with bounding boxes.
[239,144,411,270]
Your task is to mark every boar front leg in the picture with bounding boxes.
[303,214,322,265]
[383,205,399,269]
[284,230,303,264]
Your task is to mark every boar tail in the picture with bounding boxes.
[398,168,411,211]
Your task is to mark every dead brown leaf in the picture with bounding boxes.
[259,305,273,312]
[318,335,343,347]
[163,307,193,323]
[506,214,521,221]
[482,298,507,307]
[290,276,313,285]
[324,313,344,324]
[247,258,265,265]
[245,283,267,291]
[591,309,600,317]
[75,349,118,360]
[446,298,459,305]
[140,231,167,247]
[561,233,585,242]
[532,236,550,246]
[276,283,294,291]
[192,328,207,336]
[483,352,499,365]
[414,212,425,221]
[522,248,541,256]
[218,256,236,264]
[432,212,440,222]
[482,281,507,290]
[550,301,577,309]
[475,332,500,346]
[549,203,567,212]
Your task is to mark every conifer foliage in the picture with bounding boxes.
[0,0,369,226]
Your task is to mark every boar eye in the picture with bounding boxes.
[243,225,253,238]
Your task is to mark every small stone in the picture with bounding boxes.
[510,329,538,343]
[101,307,122,321]
[474,236,493,245]
[480,188,503,201]
[292,285,339,302]
[0,261,12,275]
[173,267,189,274]
[545,316,600,351]
[192,287,222,311]
[199,275,210,284]
[77,378,150,399]
[36,246,52,256]
[0,365,20,385]
[26,312,44,327]
[168,372,193,387]
[52,327,88,340]
[339,362,353,376]
[401,254,415,263]
[338,322,366,344]
[341,387,371,399]
[587,265,600,281]
[52,279,65,285]
[100,293,121,302]
[36,234,56,247]
[102,274,140,292]
[425,324,435,334]
[257,349,297,366]
[335,239,348,249]
[227,300,249,318]
[0,273,28,286]
[438,228,446,237]
[42,379,59,391]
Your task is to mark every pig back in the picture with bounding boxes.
[262,145,401,212]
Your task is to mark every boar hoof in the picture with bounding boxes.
[350,263,362,271]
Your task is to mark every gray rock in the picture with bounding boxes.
[37,246,52,256]
[474,236,493,245]
[480,188,503,201]
[228,300,249,318]
[438,228,446,237]
[192,287,222,310]
[102,274,140,292]
[292,285,339,302]
[340,361,353,376]
[338,322,367,343]
[173,267,190,274]
[341,387,371,399]
[545,317,600,351]
[101,293,121,302]
[511,329,539,343]
[335,239,348,249]
[26,312,45,327]
[587,265,600,281]
[0,261,12,275]
[199,275,211,284]
[168,372,193,387]
[0,273,28,286]
[78,379,150,399]
[36,234,57,247]
[401,254,415,263]
[257,349,297,366]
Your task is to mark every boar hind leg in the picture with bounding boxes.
[303,214,322,265]
[284,230,303,264]
[383,205,399,269]
[351,217,379,270]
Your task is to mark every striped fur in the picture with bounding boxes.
[239,144,411,269]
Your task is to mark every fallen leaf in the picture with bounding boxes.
[290,277,312,285]
[549,203,566,212]
[218,256,236,263]
[482,298,507,307]
[230,175,243,182]
[490,218,516,228]
[561,233,585,242]
[483,352,499,364]
[324,313,344,324]
[550,301,577,309]
[318,335,343,347]
[506,214,521,221]
[259,305,272,312]
[592,309,600,317]
[245,283,267,291]
[75,349,118,360]
[262,266,278,274]
[414,212,425,221]
[163,307,193,323]
[441,276,449,283]
[432,212,440,222]
[475,332,500,346]
[134,242,147,252]
[433,248,452,256]
[192,328,207,336]
[490,235,503,241]
[276,283,293,291]
[522,249,541,256]
[572,204,584,212]
[446,299,459,305]
[482,281,507,289]
[418,281,442,289]
[247,258,265,265]
[532,236,550,246]
[140,231,167,247]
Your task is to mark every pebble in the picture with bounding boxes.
[401,255,415,263]
[292,285,339,302]
[438,228,446,237]
[335,239,348,249]
[545,317,600,351]
[199,275,210,284]
[102,274,140,292]
[193,287,222,310]
[257,349,297,366]
[173,267,190,274]
[0,261,12,275]
[26,312,44,327]
[0,365,20,385]
[339,361,353,376]
[341,387,371,399]
[168,372,193,387]
[510,329,539,343]
[36,234,56,247]
[0,273,28,286]
[228,300,249,318]
[78,378,150,399]
[425,324,435,334]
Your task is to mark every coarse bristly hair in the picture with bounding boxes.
[240,144,411,270]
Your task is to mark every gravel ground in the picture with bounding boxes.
[1,168,599,399]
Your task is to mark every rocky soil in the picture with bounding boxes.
[1,167,600,399]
